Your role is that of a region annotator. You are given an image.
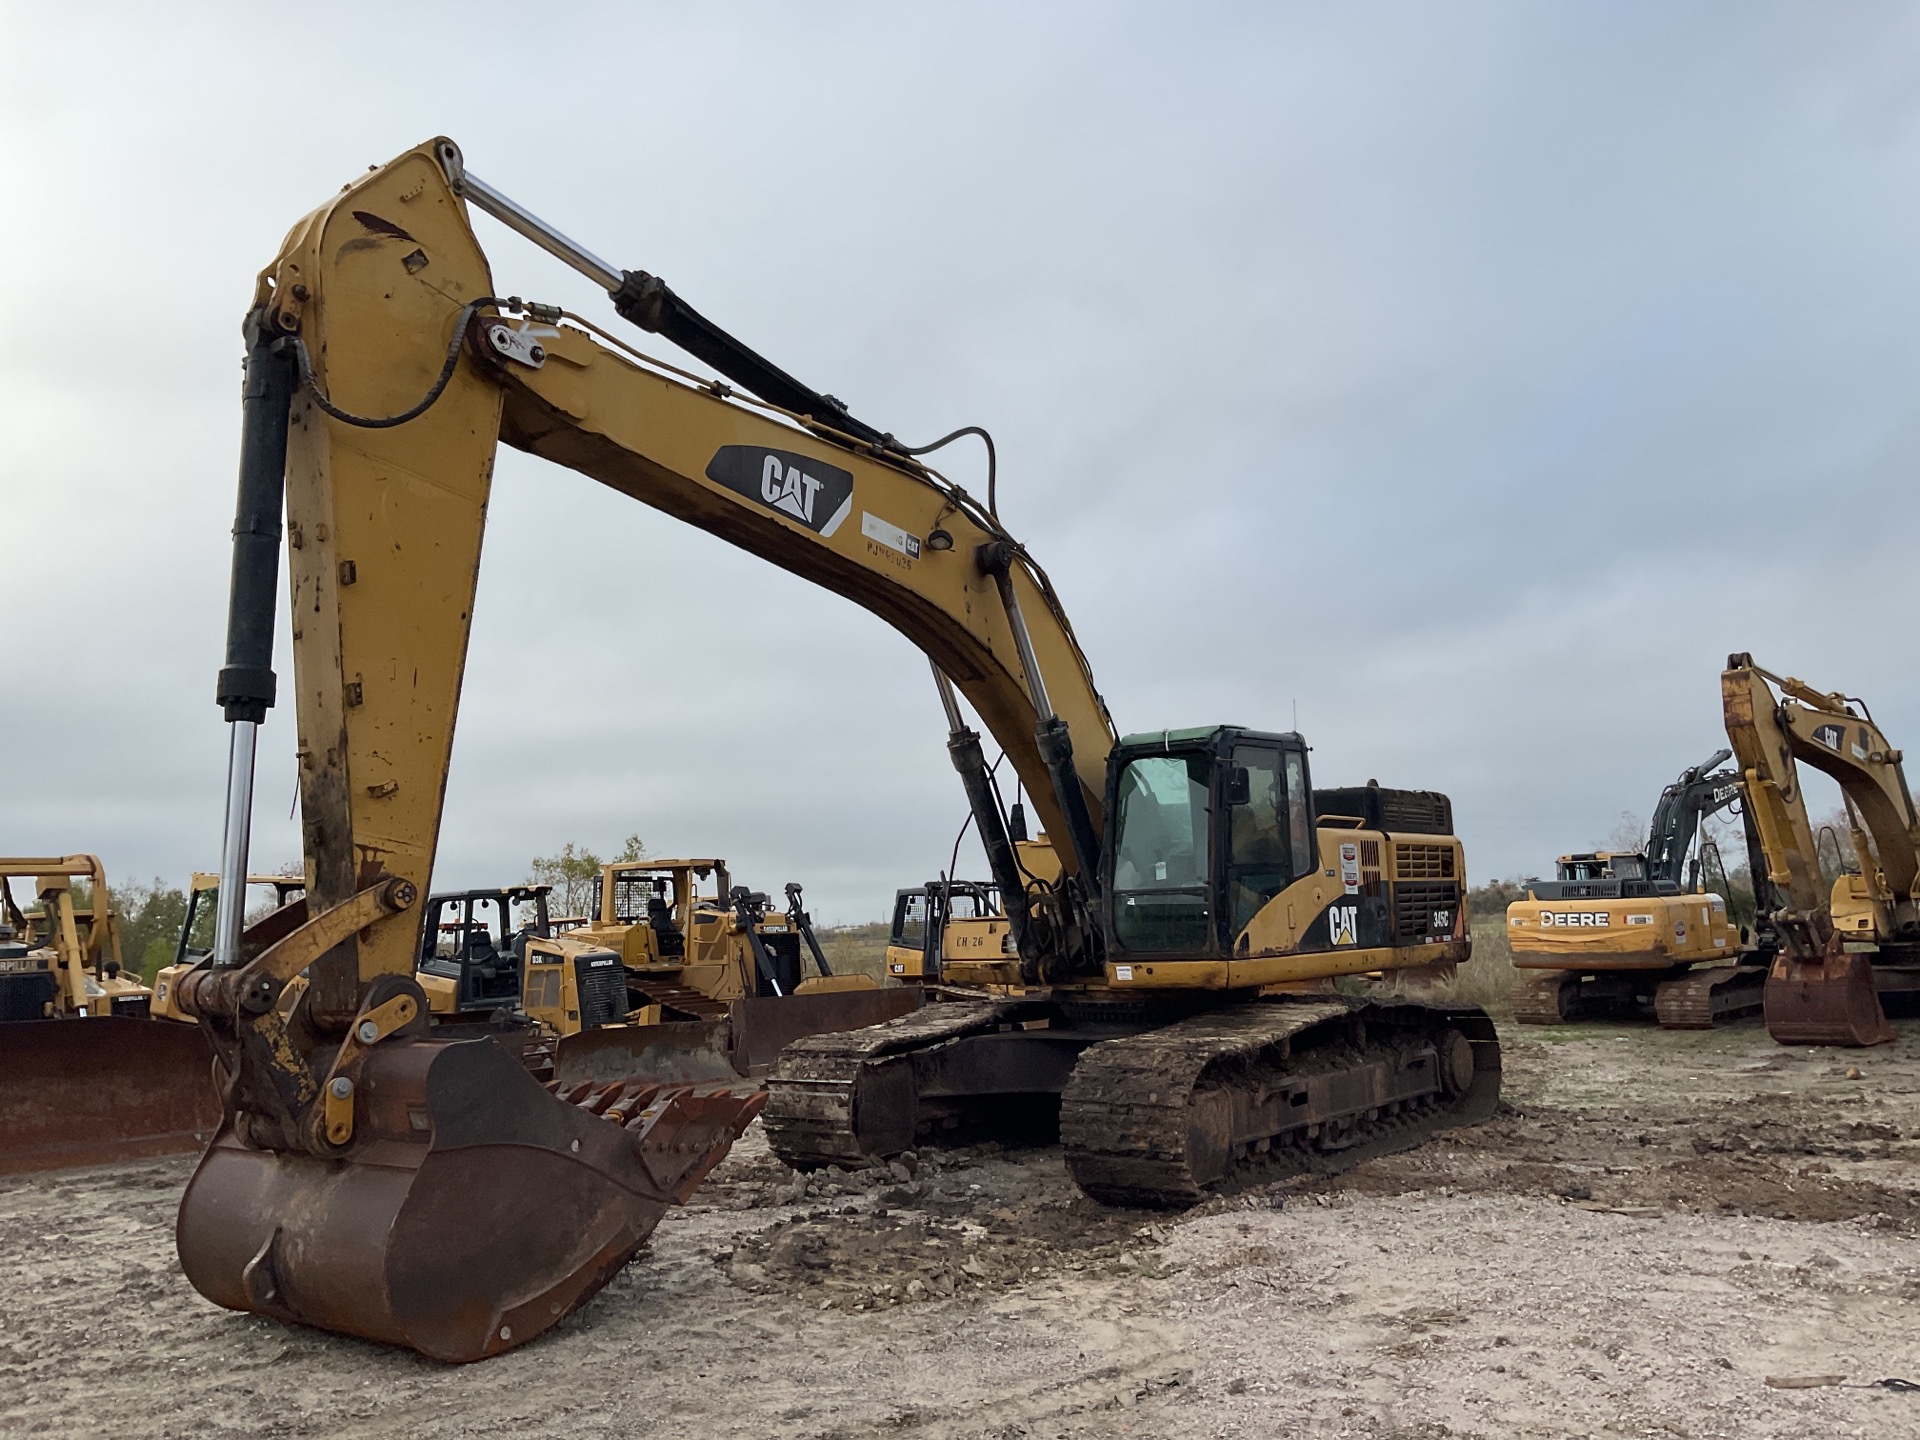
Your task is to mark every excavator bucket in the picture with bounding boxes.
[1765,949,1895,1047]
[175,1034,763,1362]
[0,1018,223,1174]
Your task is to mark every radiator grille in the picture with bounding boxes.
[1395,844,1457,881]
[573,952,629,1029]
[1394,881,1460,941]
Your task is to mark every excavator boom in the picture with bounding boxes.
[1723,653,1920,1045]
[177,137,1114,1360]
[179,138,1496,1355]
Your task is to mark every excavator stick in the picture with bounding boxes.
[175,1035,763,1362]
[1763,945,1894,1048]
[0,1017,223,1174]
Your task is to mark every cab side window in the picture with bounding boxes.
[1229,747,1289,934]
[1284,750,1315,878]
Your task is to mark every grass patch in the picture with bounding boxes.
[816,921,893,983]
[1444,920,1519,1016]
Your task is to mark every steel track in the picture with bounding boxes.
[1059,999,1501,1207]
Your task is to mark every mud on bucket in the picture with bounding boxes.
[176,1034,763,1362]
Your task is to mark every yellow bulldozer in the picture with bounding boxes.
[170,136,1497,1361]
[1,855,152,1019]
[416,865,909,1086]
[885,879,1010,981]
[151,871,308,1022]
[0,856,223,1172]
[885,822,1057,981]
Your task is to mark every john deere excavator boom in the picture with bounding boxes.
[180,138,1498,1359]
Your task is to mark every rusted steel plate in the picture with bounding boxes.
[175,1034,762,1362]
[1765,952,1895,1047]
[729,987,923,1073]
[554,1020,739,1088]
[0,1018,222,1174]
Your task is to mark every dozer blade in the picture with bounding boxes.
[556,1019,742,1088]
[175,1034,764,1362]
[552,988,925,1090]
[1765,950,1895,1047]
[0,1017,222,1174]
[728,986,922,1072]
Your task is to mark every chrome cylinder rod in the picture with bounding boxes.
[930,659,967,734]
[435,140,623,292]
[211,720,258,969]
[990,568,1055,722]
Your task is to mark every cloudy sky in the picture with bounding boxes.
[4,4,1917,922]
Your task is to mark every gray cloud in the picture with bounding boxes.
[4,3,1917,919]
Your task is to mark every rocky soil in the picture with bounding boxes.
[2,1018,1918,1438]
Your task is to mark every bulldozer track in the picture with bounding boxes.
[1060,999,1501,1209]
[762,996,1027,1168]
[1653,964,1766,1029]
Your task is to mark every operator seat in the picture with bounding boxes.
[646,896,685,959]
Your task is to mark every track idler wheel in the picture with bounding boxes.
[175,1035,763,1362]
[1764,948,1894,1048]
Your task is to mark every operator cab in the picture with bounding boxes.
[1557,852,1645,884]
[1102,726,1317,958]
[417,886,552,1014]
[1528,851,1678,901]
[603,862,731,957]
[888,879,1002,979]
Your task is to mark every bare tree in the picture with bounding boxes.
[527,834,648,919]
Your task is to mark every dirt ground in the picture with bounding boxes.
[4,1019,1919,1439]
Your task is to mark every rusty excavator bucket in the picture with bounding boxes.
[176,1035,763,1362]
[1764,944,1895,1047]
[0,1018,224,1174]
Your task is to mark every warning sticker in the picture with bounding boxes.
[1339,842,1360,895]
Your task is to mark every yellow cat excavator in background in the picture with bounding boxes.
[175,137,1497,1362]
[1723,655,1920,1046]
[0,857,223,1172]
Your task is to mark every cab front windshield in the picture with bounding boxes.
[1110,751,1214,953]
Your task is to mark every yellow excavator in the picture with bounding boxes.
[1505,752,1766,1027]
[0,857,223,1172]
[174,136,1498,1361]
[1723,655,1920,1045]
